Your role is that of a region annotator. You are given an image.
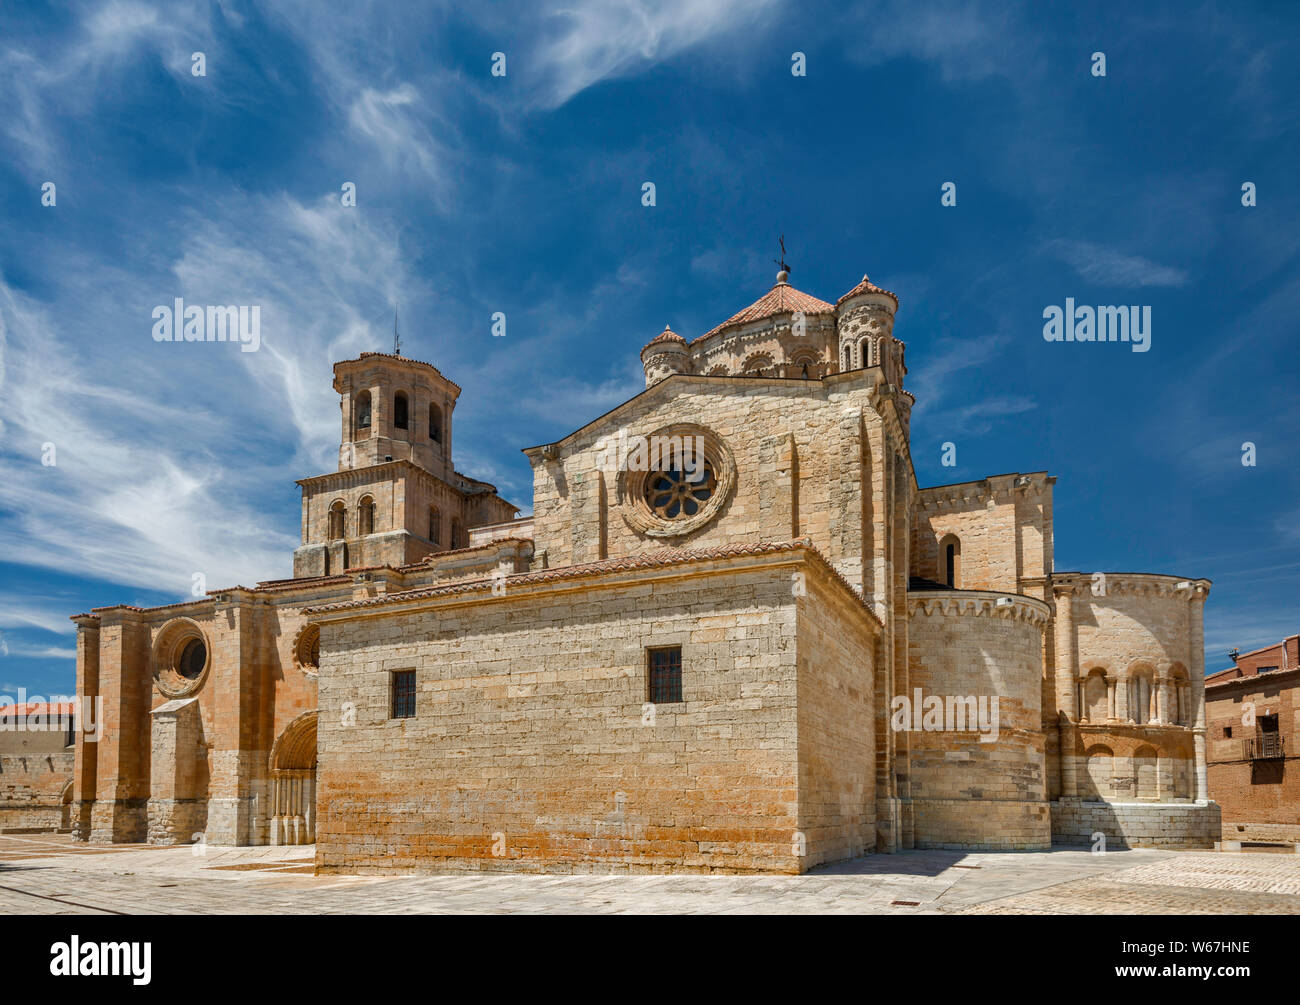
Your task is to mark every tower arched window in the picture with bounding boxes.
[358,496,375,536]
[328,501,346,541]
[429,404,443,443]
[355,391,371,429]
[429,507,441,549]
[394,392,409,430]
[939,533,961,588]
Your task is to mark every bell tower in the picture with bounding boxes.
[292,351,517,577]
[334,352,457,480]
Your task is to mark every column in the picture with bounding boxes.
[1189,586,1210,801]
[1054,585,1078,797]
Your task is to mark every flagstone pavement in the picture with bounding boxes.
[1,834,1298,914]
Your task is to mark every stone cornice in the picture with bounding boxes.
[908,589,1052,627]
[305,538,883,632]
[1051,572,1211,600]
[915,472,1054,511]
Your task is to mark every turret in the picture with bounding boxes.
[835,275,904,386]
[640,325,690,387]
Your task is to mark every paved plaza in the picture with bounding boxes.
[1,834,1298,914]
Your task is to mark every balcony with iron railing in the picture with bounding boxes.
[1243,734,1286,760]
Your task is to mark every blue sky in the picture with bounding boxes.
[1,0,1297,697]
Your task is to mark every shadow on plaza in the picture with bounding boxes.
[810,844,1146,878]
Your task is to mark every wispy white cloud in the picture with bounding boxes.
[1045,239,1188,288]
[523,0,780,108]
[845,0,1034,82]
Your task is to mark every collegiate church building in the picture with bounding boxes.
[70,266,1219,872]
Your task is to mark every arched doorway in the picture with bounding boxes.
[268,710,317,845]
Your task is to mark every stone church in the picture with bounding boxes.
[70,266,1219,873]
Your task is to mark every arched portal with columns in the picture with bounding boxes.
[268,710,317,845]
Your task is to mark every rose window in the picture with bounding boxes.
[643,461,717,519]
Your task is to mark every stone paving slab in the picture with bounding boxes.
[1,835,1297,915]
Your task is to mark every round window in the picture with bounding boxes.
[618,424,735,539]
[177,638,207,680]
[293,623,321,678]
[643,460,717,519]
[152,619,211,697]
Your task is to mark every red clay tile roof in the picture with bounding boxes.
[334,352,461,393]
[836,274,898,308]
[642,325,687,351]
[692,282,835,344]
[0,702,75,717]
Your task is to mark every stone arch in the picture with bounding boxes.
[358,495,375,536]
[429,506,442,549]
[268,710,317,845]
[354,390,371,432]
[328,500,347,540]
[1083,744,1113,801]
[1134,744,1158,800]
[858,337,871,367]
[1168,662,1190,725]
[842,343,853,370]
[1127,661,1156,724]
[938,533,961,588]
[787,349,821,379]
[1083,667,1109,722]
[706,364,730,376]
[741,352,774,377]
[393,390,409,430]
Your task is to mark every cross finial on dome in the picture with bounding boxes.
[773,234,791,283]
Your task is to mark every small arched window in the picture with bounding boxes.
[429,507,441,549]
[358,496,375,536]
[393,392,409,430]
[328,501,346,541]
[429,403,442,443]
[939,534,961,588]
[450,517,463,550]
[859,338,871,367]
[355,391,371,429]
[842,344,852,370]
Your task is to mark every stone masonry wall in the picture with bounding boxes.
[795,573,878,868]
[906,591,1051,850]
[0,751,73,831]
[312,551,875,874]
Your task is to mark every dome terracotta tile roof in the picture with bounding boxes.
[642,325,687,351]
[836,273,898,307]
[692,281,834,344]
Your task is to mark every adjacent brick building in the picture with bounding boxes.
[70,266,1219,872]
[0,702,75,832]
[1206,634,1299,844]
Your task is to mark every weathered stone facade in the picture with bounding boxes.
[70,269,1219,871]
